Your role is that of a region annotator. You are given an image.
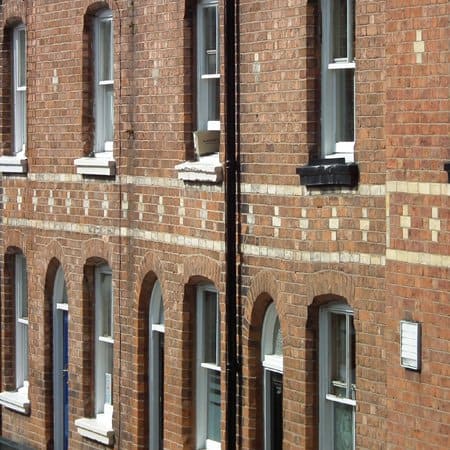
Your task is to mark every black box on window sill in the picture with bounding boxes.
[444,162,450,182]
[296,158,359,188]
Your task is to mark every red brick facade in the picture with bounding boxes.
[0,0,448,449]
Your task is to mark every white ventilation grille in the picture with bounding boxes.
[400,321,421,371]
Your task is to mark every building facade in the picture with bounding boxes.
[0,0,448,449]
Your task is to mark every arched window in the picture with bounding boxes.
[319,302,356,449]
[149,280,164,450]
[261,303,283,450]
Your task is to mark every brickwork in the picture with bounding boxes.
[0,0,447,449]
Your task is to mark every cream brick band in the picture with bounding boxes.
[386,181,450,196]
[3,217,387,266]
[386,249,450,269]
[24,173,386,196]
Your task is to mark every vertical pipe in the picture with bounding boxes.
[224,0,237,447]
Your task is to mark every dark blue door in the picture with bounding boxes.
[62,311,69,450]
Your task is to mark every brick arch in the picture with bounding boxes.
[80,238,112,268]
[3,229,27,254]
[1,1,26,29]
[135,250,166,310]
[182,254,221,288]
[84,0,113,16]
[306,269,355,307]
[244,269,282,329]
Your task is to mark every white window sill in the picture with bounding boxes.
[74,155,116,176]
[0,390,30,414]
[75,415,115,446]
[175,153,223,183]
[0,154,28,174]
[324,153,354,163]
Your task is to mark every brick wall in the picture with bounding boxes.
[0,0,447,449]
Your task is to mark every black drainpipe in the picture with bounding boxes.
[224,0,237,448]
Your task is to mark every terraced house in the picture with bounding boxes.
[0,0,448,449]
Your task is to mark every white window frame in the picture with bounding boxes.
[196,285,221,450]
[320,0,355,162]
[319,303,356,450]
[12,24,27,156]
[149,280,164,450]
[94,264,114,427]
[94,9,114,154]
[261,303,283,450]
[196,0,220,132]
[15,253,29,395]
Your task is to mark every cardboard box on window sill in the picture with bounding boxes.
[193,131,220,158]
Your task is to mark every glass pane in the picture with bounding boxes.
[22,323,29,380]
[330,313,346,396]
[103,84,114,144]
[17,255,28,319]
[333,402,354,450]
[16,90,26,151]
[273,318,283,356]
[104,342,113,405]
[349,315,356,397]
[17,28,26,88]
[332,0,348,60]
[158,295,164,326]
[203,6,217,74]
[269,371,283,450]
[100,272,113,337]
[203,290,218,364]
[100,18,113,81]
[335,69,354,143]
[207,78,220,123]
[206,370,221,442]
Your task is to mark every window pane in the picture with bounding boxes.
[102,84,114,144]
[273,318,283,356]
[100,272,113,337]
[17,28,26,88]
[207,78,220,123]
[335,69,354,143]
[330,313,346,396]
[203,6,217,75]
[16,255,28,319]
[349,315,355,391]
[332,0,348,60]
[333,402,354,450]
[100,19,113,81]
[206,370,221,442]
[104,342,113,405]
[18,322,29,382]
[203,290,218,364]
[269,371,283,450]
